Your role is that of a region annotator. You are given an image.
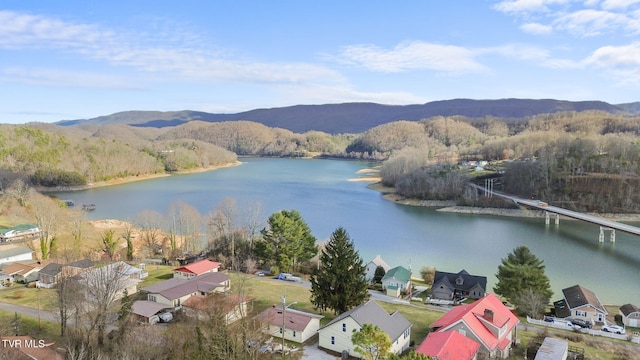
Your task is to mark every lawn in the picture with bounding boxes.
[139,264,174,287]
[0,286,57,311]
[0,309,62,344]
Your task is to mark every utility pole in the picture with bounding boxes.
[280,295,297,360]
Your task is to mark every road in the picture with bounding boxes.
[0,300,58,324]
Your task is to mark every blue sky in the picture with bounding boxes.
[1,0,639,124]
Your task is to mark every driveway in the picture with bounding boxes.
[302,343,336,360]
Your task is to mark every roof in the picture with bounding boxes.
[0,246,34,259]
[416,330,480,360]
[1,262,39,276]
[0,336,63,360]
[256,306,323,332]
[174,259,221,275]
[141,271,229,300]
[132,300,173,318]
[534,337,568,360]
[368,255,391,271]
[39,263,63,276]
[433,269,487,292]
[430,294,519,351]
[320,300,411,341]
[68,258,94,269]
[562,285,607,314]
[620,304,639,316]
[381,266,411,283]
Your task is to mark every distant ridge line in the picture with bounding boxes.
[57,98,637,134]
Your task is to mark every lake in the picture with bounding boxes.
[54,157,640,305]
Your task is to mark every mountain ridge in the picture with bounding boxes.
[57,98,637,134]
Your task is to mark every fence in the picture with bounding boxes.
[526,316,629,341]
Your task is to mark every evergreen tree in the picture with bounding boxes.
[351,323,391,360]
[310,227,369,314]
[373,265,386,284]
[494,246,553,306]
[256,209,317,272]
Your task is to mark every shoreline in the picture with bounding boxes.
[37,161,242,192]
[366,181,640,222]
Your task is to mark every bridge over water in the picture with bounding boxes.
[471,183,640,241]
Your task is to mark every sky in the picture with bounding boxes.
[1,0,640,124]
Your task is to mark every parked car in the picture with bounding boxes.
[543,316,555,322]
[158,312,173,323]
[602,324,625,334]
[567,318,592,329]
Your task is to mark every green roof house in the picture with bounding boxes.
[381,266,411,297]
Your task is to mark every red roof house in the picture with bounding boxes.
[430,293,519,359]
[173,259,221,279]
[416,330,479,360]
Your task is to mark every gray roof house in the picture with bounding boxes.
[0,246,34,265]
[620,304,640,327]
[431,269,487,301]
[554,284,607,324]
[140,271,230,308]
[36,263,63,288]
[318,300,412,358]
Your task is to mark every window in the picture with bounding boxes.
[342,323,346,332]
[149,295,156,302]
[279,327,283,334]
[293,331,296,337]
[331,336,335,345]
[458,329,466,336]
[575,310,587,317]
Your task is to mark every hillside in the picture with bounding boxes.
[57,98,627,134]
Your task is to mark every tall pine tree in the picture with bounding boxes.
[310,227,369,314]
[494,245,553,305]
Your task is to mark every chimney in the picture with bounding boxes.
[484,309,494,322]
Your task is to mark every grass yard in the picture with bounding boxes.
[139,264,174,287]
[0,286,57,311]
[0,309,62,344]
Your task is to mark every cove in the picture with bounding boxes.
[53,157,640,305]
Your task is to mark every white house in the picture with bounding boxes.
[256,305,323,343]
[364,255,391,282]
[620,304,640,327]
[318,300,412,358]
[0,246,34,265]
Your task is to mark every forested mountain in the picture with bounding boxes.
[57,99,626,134]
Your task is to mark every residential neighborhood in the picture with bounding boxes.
[0,246,639,359]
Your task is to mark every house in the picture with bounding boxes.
[0,273,12,287]
[66,258,94,276]
[256,305,323,343]
[430,293,519,359]
[364,255,391,282]
[620,304,640,327]
[131,300,174,324]
[318,300,412,358]
[381,266,411,297]
[36,263,63,288]
[183,294,253,324]
[173,259,221,279]
[77,261,144,302]
[141,271,230,308]
[0,246,34,265]
[0,262,41,283]
[553,285,607,325]
[0,336,63,360]
[416,330,480,360]
[431,269,487,301]
[534,337,568,360]
[0,224,41,242]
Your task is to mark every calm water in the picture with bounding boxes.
[54,157,640,305]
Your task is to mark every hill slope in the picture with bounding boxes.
[58,98,625,134]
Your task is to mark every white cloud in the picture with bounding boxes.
[0,67,143,89]
[601,0,640,9]
[553,9,633,36]
[336,41,487,75]
[583,42,640,83]
[493,0,571,14]
[520,22,554,34]
[0,10,345,87]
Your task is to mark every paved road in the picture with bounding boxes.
[0,301,58,323]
